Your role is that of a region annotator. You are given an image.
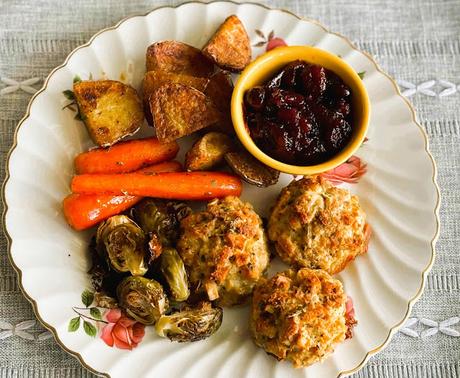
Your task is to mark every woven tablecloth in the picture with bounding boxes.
[1,1,459,377]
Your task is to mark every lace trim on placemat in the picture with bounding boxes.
[1,75,458,98]
[1,317,458,342]
[0,77,41,95]
[400,317,460,338]
[398,80,460,97]
[0,320,52,341]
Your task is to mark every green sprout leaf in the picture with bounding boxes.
[63,89,75,101]
[73,75,82,83]
[357,71,366,80]
[68,317,80,332]
[83,321,97,337]
[90,307,102,320]
[81,290,94,308]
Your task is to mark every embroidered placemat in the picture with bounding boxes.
[0,0,458,376]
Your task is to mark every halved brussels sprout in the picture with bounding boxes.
[117,276,169,325]
[96,215,148,276]
[155,302,223,342]
[94,291,118,309]
[88,237,123,306]
[132,199,191,248]
[160,248,190,302]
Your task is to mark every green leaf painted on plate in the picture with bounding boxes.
[83,321,97,337]
[68,317,80,332]
[254,29,265,39]
[357,71,366,80]
[81,290,94,308]
[63,89,75,100]
[90,307,102,320]
[253,41,266,47]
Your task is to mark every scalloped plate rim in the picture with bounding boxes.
[1,2,441,377]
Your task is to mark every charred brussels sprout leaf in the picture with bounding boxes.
[132,199,192,248]
[160,248,190,302]
[96,215,148,276]
[93,292,118,309]
[155,302,223,342]
[117,276,169,325]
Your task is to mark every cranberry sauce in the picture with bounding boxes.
[244,60,353,166]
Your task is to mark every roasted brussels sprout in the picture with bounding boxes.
[94,291,118,309]
[132,199,192,248]
[88,237,122,307]
[96,215,148,276]
[160,248,190,302]
[155,302,223,342]
[117,276,169,325]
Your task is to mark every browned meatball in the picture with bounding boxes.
[250,268,348,367]
[268,176,370,274]
[177,196,269,306]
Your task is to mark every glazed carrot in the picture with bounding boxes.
[71,172,242,200]
[137,160,182,174]
[75,137,179,174]
[63,194,142,231]
[63,161,183,230]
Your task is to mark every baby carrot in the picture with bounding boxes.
[63,160,182,230]
[75,137,179,174]
[71,172,242,200]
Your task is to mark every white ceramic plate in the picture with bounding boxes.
[3,2,440,377]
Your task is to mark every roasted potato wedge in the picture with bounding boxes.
[225,150,280,187]
[204,71,234,134]
[142,70,210,125]
[185,132,235,171]
[73,80,143,147]
[146,41,214,77]
[150,83,221,143]
[202,15,251,72]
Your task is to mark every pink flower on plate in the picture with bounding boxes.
[100,308,145,350]
[266,37,287,51]
[253,29,287,52]
[320,155,367,185]
[345,296,357,339]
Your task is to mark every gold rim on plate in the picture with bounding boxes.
[1,2,441,377]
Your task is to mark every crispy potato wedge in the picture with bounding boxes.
[150,83,221,143]
[185,132,235,171]
[225,150,280,187]
[204,71,234,134]
[73,80,143,147]
[146,41,214,77]
[142,70,210,125]
[202,15,251,72]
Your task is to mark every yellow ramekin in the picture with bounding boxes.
[231,46,370,175]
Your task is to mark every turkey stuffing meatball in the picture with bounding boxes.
[268,176,370,274]
[177,196,269,306]
[250,268,349,367]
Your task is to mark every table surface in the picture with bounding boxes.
[1,0,459,377]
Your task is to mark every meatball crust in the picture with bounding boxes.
[268,176,370,274]
[177,196,269,306]
[250,268,347,367]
